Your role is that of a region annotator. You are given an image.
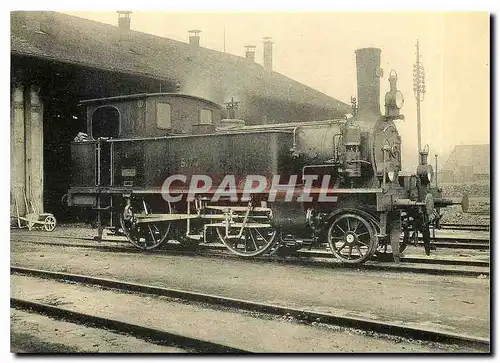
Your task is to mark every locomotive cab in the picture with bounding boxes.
[68,93,223,204]
[81,93,223,138]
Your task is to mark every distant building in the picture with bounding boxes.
[10,11,350,219]
[439,144,490,183]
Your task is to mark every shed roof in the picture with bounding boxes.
[11,11,350,116]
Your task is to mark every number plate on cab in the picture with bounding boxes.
[121,168,136,177]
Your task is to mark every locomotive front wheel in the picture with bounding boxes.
[327,213,377,264]
[120,199,171,251]
[216,221,278,257]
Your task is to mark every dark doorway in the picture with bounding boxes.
[43,93,86,222]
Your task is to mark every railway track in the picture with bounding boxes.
[417,239,489,250]
[12,228,490,247]
[11,298,242,353]
[11,236,490,277]
[11,266,490,352]
[439,224,490,232]
[416,235,490,250]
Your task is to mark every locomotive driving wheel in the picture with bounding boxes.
[120,198,171,250]
[216,210,278,257]
[217,223,277,257]
[327,213,378,264]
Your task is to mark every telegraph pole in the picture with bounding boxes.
[413,39,426,164]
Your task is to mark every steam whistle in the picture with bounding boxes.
[384,70,405,120]
[225,97,240,119]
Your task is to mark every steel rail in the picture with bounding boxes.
[11,266,490,350]
[12,230,490,244]
[11,297,246,353]
[418,242,490,250]
[11,238,490,276]
[16,236,489,267]
[13,231,491,247]
[432,237,489,243]
[439,224,489,231]
[296,250,489,268]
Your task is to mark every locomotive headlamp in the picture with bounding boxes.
[386,164,399,183]
[394,91,404,109]
[387,170,396,182]
[385,70,404,118]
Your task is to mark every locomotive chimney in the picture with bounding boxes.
[245,45,256,62]
[188,29,201,47]
[355,47,382,118]
[263,37,273,71]
[117,11,132,31]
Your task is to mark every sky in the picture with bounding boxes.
[58,11,488,171]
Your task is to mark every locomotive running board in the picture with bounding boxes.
[134,213,271,224]
[134,214,273,228]
[205,206,272,212]
[134,213,198,223]
[204,222,273,229]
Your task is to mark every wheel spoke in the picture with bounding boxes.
[147,225,155,244]
[357,240,369,247]
[249,229,259,251]
[352,219,360,233]
[336,242,347,252]
[335,224,346,234]
[355,245,363,257]
[330,237,343,241]
[255,228,267,243]
[348,246,353,259]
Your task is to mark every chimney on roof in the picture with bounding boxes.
[117,11,132,31]
[263,37,273,72]
[245,45,256,62]
[188,30,201,47]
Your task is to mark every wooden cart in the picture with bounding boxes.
[13,193,56,232]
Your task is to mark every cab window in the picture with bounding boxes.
[200,109,213,125]
[156,102,172,129]
[92,106,120,138]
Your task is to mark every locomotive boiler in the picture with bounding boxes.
[67,47,466,264]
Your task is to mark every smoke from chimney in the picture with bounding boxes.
[117,11,132,31]
[355,47,382,118]
[188,29,201,47]
[245,45,256,62]
[263,37,273,71]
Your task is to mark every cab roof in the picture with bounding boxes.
[79,92,222,109]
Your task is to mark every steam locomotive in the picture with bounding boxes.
[67,47,467,264]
